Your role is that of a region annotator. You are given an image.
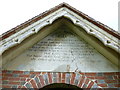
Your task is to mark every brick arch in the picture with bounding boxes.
[20,72,101,89]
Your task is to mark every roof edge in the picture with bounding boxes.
[0,2,120,40]
[62,3,120,39]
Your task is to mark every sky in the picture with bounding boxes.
[0,0,119,35]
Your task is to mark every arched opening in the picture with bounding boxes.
[40,83,83,90]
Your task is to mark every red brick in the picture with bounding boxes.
[9,77,20,81]
[70,73,76,84]
[62,80,65,83]
[2,70,8,73]
[78,76,85,88]
[87,81,94,88]
[47,73,52,84]
[84,79,89,84]
[21,78,26,81]
[97,84,107,87]
[116,72,120,75]
[79,72,85,76]
[42,72,46,75]
[87,76,95,79]
[30,79,38,88]
[2,73,13,77]
[114,84,120,87]
[2,85,11,88]
[13,71,23,74]
[39,75,45,87]
[9,81,21,85]
[58,73,61,83]
[2,77,8,80]
[118,76,120,79]
[85,73,96,76]
[30,72,40,75]
[105,80,118,83]
[95,76,106,79]
[62,73,66,80]
[37,82,42,88]
[19,75,30,78]
[104,72,115,76]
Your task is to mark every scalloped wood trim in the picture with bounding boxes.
[0,7,119,55]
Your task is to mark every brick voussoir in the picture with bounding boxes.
[29,79,38,88]
[2,70,119,89]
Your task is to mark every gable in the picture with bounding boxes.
[3,24,118,72]
[0,3,120,71]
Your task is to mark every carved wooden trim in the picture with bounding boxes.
[0,4,120,55]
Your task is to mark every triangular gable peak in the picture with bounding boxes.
[0,3,120,68]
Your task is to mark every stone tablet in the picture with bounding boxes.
[4,27,118,72]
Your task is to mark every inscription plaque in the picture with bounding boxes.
[4,27,118,72]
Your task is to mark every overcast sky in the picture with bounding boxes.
[0,0,119,35]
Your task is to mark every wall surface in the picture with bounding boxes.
[1,70,120,89]
[4,26,118,72]
[2,25,119,89]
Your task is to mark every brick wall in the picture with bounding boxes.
[1,70,120,89]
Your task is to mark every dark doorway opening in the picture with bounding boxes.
[40,83,83,90]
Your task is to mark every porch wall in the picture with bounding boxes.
[1,70,120,89]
